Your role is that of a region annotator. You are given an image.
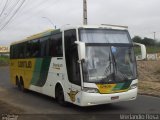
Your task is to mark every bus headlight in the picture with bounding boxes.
[83,87,99,93]
[130,83,138,90]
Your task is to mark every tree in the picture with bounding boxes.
[132,36,143,44]
[132,36,156,46]
[143,37,156,46]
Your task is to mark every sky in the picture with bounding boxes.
[0,0,160,45]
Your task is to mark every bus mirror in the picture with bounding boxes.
[133,42,147,60]
[75,41,86,61]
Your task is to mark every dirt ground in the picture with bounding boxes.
[137,60,160,97]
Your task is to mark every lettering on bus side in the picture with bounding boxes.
[53,63,63,70]
[18,61,32,68]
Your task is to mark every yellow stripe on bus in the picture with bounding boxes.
[10,59,36,89]
[96,84,116,94]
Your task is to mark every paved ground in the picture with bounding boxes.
[0,66,160,120]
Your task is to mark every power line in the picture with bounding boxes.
[10,0,61,26]
[1,0,48,26]
[14,0,47,19]
[0,0,26,31]
[0,0,21,25]
[0,0,4,10]
[0,0,9,18]
[0,0,49,32]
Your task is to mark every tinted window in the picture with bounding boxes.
[64,29,81,85]
[11,42,26,59]
[11,33,63,59]
[49,33,63,57]
[40,36,50,57]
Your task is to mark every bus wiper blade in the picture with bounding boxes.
[115,71,129,82]
[101,73,114,83]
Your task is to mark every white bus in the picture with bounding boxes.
[10,25,143,106]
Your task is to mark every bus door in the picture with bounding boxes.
[64,30,82,104]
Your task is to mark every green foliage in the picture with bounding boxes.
[133,46,160,55]
[0,55,10,66]
[132,36,160,46]
[134,46,141,55]
[132,36,142,43]
[132,35,160,54]
[146,46,160,54]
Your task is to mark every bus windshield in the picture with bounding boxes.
[79,29,131,43]
[79,29,137,83]
[82,45,137,83]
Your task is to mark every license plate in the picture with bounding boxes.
[111,96,119,100]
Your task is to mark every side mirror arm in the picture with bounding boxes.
[133,42,147,60]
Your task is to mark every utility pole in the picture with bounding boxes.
[153,32,156,41]
[83,0,88,25]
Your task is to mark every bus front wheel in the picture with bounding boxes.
[55,85,66,106]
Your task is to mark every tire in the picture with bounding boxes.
[55,85,66,106]
[19,78,26,92]
[16,77,21,90]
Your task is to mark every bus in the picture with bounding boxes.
[10,25,145,106]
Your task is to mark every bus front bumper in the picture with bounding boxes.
[80,88,137,106]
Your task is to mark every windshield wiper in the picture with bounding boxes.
[101,73,114,83]
[115,71,129,81]
[103,52,113,82]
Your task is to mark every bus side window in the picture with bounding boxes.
[26,41,31,58]
[14,44,19,59]
[50,33,63,57]
[55,34,63,57]
[10,46,13,59]
[19,42,26,59]
[49,35,56,57]
[40,36,49,57]
[30,39,40,58]
[65,29,81,86]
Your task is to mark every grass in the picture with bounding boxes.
[134,46,160,55]
[0,55,10,66]
[146,46,160,54]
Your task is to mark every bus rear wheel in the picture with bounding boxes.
[16,77,21,90]
[19,78,26,92]
[55,85,66,106]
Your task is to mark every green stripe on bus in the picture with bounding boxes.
[31,59,43,85]
[112,83,124,91]
[121,81,132,90]
[36,57,51,87]
[31,57,51,87]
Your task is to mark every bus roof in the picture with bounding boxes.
[11,25,128,45]
[61,24,128,31]
[11,29,58,45]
